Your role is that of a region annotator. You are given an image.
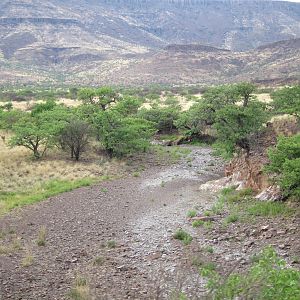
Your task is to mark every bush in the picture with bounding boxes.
[271,85,300,118]
[97,111,155,157]
[138,106,180,133]
[203,246,300,300]
[267,134,300,199]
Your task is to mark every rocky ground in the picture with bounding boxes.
[0,146,299,300]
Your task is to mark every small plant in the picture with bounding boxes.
[204,246,214,254]
[224,213,239,224]
[187,209,197,218]
[93,256,105,266]
[173,229,193,245]
[0,239,22,255]
[132,171,140,177]
[101,187,108,193]
[203,221,213,230]
[199,262,216,277]
[192,220,204,227]
[22,249,34,267]
[160,181,166,187]
[36,226,46,246]
[107,240,116,249]
[68,275,90,300]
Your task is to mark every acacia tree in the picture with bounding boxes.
[235,82,256,107]
[271,85,300,118]
[78,88,96,104]
[10,115,53,159]
[10,106,71,159]
[97,110,155,157]
[214,102,267,155]
[60,119,91,161]
[78,87,120,111]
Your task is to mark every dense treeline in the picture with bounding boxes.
[0,83,299,198]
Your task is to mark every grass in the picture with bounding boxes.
[106,240,116,249]
[215,187,296,221]
[173,229,193,245]
[187,209,197,218]
[0,178,96,216]
[203,247,300,300]
[93,256,105,266]
[68,276,90,300]
[199,262,216,276]
[36,226,46,246]
[192,220,204,227]
[0,239,22,255]
[246,201,294,217]
[204,246,214,254]
[0,136,124,216]
[21,249,34,267]
[224,213,239,224]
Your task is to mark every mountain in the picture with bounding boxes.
[0,0,300,86]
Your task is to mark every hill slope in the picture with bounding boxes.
[0,0,300,85]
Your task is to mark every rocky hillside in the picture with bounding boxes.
[0,0,300,85]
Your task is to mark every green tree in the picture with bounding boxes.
[214,102,267,155]
[138,106,180,133]
[78,88,96,104]
[97,111,155,157]
[10,106,71,159]
[235,82,256,107]
[267,134,300,199]
[60,119,91,161]
[78,87,120,111]
[0,109,25,130]
[271,85,300,118]
[113,96,141,116]
[175,102,215,138]
[31,100,57,116]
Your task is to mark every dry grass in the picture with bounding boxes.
[0,136,124,194]
[2,98,81,111]
[0,133,126,215]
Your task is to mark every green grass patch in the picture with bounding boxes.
[187,209,197,218]
[219,187,295,219]
[0,177,98,216]
[203,246,300,300]
[247,201,294,217]
[173,229,193,245]
[224,213,239,224]
[192,220,204,227]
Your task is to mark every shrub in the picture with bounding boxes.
[203,246,300,300]
[98,111,155,157]
[271,85,300,118]
[267,134,300,199]
[138,106,180,133]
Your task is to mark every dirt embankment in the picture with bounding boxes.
[225,117,300,200]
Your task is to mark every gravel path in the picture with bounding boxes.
[0,147,223,300]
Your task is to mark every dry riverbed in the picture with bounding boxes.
[0,146,299,299]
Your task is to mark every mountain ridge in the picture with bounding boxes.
[0,0,300,86]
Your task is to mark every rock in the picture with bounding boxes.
[255,185,283,201]
[261,225,269,231]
